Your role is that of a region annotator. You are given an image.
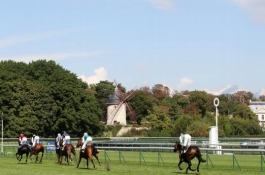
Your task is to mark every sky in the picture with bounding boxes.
[1,0,265,97]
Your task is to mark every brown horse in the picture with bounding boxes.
[173,141,206,173]
[77,145,96,169]
[76,138,101,166]
[16,144,31,163]
[58,138,77,165]
[29,143,44,163]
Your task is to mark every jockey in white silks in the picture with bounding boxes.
[179,133,191,153]
[55,133,62,149]
[31,134,40,147]
[62,131,70,150]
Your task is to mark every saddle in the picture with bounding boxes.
[18,144,31,151]
[83,145,99,154]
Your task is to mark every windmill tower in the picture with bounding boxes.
[106,81,137,125]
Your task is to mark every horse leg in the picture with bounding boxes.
[187,161,195,172]
[40,151,43,163]
[178,160,183,170]
[94,154,101,166]
[29,151,33,161]
[25,153,29,164]
[35,153,39,163]
[197,160,201,172]
[66,155,69,165]
[76,155,82,168]
[89,156,96,169]
[59,154,63,164]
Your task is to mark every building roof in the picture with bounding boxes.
[106,88,122,105]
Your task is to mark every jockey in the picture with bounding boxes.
[31,134,40,148]
[81,132,92,153]
[18,133,24,146]
[62,131,70,150]
[20,134,28,146]
[179,133,191,153]
[55,133,62,149]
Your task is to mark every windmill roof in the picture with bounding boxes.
[106,88,121,105]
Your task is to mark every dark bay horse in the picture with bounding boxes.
[29,143,44,163]
[76,138,101,166]
[77,144,96,169]
[173,141,206,173]
[58,138,77,165]
[16,144,31,163]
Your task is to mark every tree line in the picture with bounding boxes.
[0,60,264,138]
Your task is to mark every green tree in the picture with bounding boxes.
[142,106,171,133]
[188,91,211,117]
[129,87,156,124]
[89,80,115,121]
[0,60,105,137]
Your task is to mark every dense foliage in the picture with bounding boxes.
[0,60,264,138]
[0,60,104,138]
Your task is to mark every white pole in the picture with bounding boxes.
[1,112,3,154]
[213,98,219,127]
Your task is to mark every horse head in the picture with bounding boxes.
[59,138,63,147]
[173,141,182,152]
[76,138,82,148]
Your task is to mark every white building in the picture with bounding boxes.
[249,101,265,128]
[106,88,127,125]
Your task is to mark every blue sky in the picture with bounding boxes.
[1,0,265,96]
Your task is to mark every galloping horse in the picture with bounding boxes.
[76,138,101,166]
[29,143,44,163]
[58,138,76,165]
[76,144,96,169]
[16,144,31,163]
[173,141,206,173]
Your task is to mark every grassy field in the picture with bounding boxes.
[1,151,265,175]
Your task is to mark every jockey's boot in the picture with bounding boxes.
[81,148,84,153]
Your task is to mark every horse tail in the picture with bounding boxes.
[196,147,206,162]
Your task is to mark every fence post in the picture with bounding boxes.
[261,152,264,172]
[157,151,165,166]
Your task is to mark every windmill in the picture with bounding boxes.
[106,80,137,125]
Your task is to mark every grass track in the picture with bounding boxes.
[0,151,265,175]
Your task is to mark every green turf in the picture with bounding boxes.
[0,151,265,175]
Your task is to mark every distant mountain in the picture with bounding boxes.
[220,85,239,95]
[219,85,265,98]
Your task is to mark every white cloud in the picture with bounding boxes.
[177,77,194,91]
[0,51,107,63]
[78,67,108,85]
[0,29,74,47]
[148,0,176,11]
[233,0,265,25]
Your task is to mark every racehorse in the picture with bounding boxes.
[58,138,77,165]
[76,138,101,166]
[16,144,31,163]
[76,144,96,169]
[173,141,206,173]
[29,143,44,163]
